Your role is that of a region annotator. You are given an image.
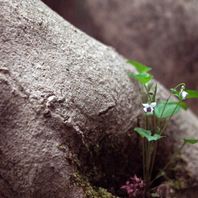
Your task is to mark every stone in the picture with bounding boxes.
[0,0,198,197]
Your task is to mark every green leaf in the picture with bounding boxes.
[154,101,181,119]
[184,138,198,144]
[186,90,198,99]
[128,72,153,84]
[170,88,180,98]
[178,101,188,110]
[134,128,162,142]
[127,60,152,73]
[150,134,162,141]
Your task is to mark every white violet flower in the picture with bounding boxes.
[180,90,188,100]
[179,85,188,100]
[142,102,157,113]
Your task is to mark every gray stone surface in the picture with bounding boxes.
[0,0,198,197]
[0,0,140,197]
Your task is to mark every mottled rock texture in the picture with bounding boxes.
[0,0,140,197]
[0,0,198,197]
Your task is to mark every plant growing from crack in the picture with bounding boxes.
[121,60,198,198]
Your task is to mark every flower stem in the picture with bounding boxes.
[151,142,186,185]
[160,101,181,135]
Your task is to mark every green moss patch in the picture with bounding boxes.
[72,172,118,198]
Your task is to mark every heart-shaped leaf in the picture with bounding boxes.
[128,72,153,85]
[186,90,198,99]
[154,101,181,119]
[127,60,152,73]
[134,128,162,142]
[184,138,198,144]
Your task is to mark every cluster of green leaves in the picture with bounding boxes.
[125,59,198,197]
[127,59,198,144]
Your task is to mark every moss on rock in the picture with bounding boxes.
[72,172,118,198]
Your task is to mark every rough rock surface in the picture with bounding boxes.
[0,0,198,197]
[0,0,141,197]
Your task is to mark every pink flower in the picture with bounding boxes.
[121,175,145,198]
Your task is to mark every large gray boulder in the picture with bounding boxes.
[0,0,140,197]
[0,0,198,197]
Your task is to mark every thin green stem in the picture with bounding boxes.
[143,139,146,180]
[174,83,186,90]
[153,84,157,102]
[146,142,151,182]
[151,142,186,184]
[144,115,150,185]
[144,84,152,102]
[160,95,171,118]
[149,142,157,180]
[148,115,157,181]
[163,142,185,171]
[160,101,181,135]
